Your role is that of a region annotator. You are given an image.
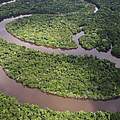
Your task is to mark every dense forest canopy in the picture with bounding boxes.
[0,0,120,119]
[1,0,120,57]
[0,0,93,19]
[1,39,120,99]
[80,0,120,57]
[0,0,10,3]
[1,92,119,120]
[0,0,120,100]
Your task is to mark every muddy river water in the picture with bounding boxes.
[0,2,120,112]
[1,67,120,112]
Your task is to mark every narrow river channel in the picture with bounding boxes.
[0,1,120,112]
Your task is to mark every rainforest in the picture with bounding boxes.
[0,0,120,119]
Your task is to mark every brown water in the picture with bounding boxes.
[1,67,120,112]
[0,6,120,112]
[0,15,120,68]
